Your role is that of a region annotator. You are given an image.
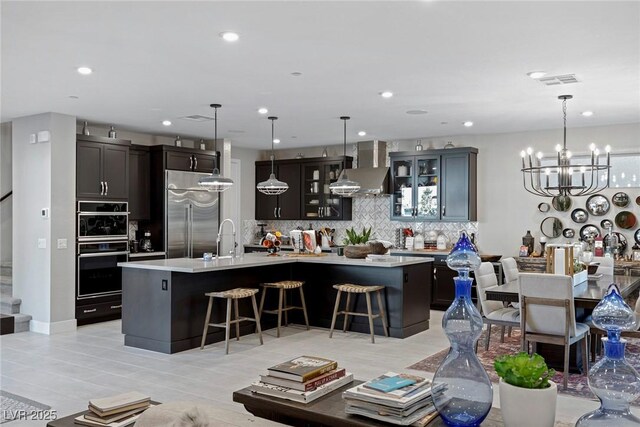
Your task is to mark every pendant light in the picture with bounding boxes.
[329,116,360,196]
[257,116,289,195]
[198,104,234,191]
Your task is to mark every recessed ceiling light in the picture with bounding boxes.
[68,95,79,99]
[380,91,394,98]
[358,131,366,136]
[273,138,280,144]
[162,120,172,126]
[527,71,547,79]
[406,109,428,115]
[220,31,239,42]
[581,111,594,117]
[463,121,474,127]
[258,107,269,114]
[441,122,448,125]
[291,72,303,77]
[77,67,92,75]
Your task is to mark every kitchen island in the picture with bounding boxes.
[119,253,433,353]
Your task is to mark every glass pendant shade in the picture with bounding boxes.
[257,116,288,196]
[330,116,360,197]
[198,103,234,191]
[432,231,493,426]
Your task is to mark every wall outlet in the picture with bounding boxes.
[161,279,168,291]
[41,208,49,218]
[57,239,67,249]
[38,238,46,249]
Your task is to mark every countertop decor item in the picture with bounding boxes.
[520,95,611,197]
[329,116,360,196]
[443,141,455,149]
[575,284,640,426]
[415,139,423,151]
[198,104,234,192]
[321,147,328,157]
[495,352,557,427]
[615,211,637,230]
[571,208,589,223]
[82,121,90,135]
[256,116,288,195]
[522,230,534,255]
[343,227,373,258]
[108,125,117,138]
[586,194,610,216]
[174,135,182,147]
[432,231,493,426]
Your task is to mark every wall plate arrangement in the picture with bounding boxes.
[563,228,576,238]
[612,192,630,208]
[571,208,589,224]
[538,202,550,213]
[541,216,563,238]
[580,224,601,240]
[586,194,610,216]
[552,195,572,212]
[600,219,614,229]
[635,229,640,245]
[615,211,637,229]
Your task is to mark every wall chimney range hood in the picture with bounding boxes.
[343,140,390,196]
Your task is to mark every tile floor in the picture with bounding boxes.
[0,311,623,426]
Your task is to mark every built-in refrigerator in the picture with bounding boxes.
[165,170,219,259]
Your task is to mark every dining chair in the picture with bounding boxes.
[519,272,590,389]
[474,262,520,350]
[500,257,520,284]
[590,256,614,276]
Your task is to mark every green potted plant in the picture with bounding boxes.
[342,227,373,258]
[494,352,557,427]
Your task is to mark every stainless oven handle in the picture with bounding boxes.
[78,251,130,258]
[78,212,129,216]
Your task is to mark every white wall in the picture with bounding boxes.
[0,122,12,263]
[13,113,76,333]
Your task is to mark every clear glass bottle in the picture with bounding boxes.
[108,126,116,138]
[432,231,493,426]
[576,284,640,426]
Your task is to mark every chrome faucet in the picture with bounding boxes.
[216,219,237,259]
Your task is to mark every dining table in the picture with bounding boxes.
[483,274,640,373]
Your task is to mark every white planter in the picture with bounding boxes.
[499,378,557,427]
[572,269,588,286]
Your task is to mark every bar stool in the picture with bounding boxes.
[258,281,310,338]
[329,284,389,343]
[200,288,263,355]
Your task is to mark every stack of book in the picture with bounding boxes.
[250,355,353,403]
[74,391,152,427]
[343,372,446,426]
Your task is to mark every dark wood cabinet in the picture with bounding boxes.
[389,148,477,221]
[255,156,352,221]
[166,149,217,172]
[76,135,130,200]
[129,146,150,220]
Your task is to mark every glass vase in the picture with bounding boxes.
[432,232,493,426]
[575,284,640,426]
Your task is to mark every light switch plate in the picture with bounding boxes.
[37,130,50,143]
[29,134,37,144]
[57,239,67,249]
[38,238,46,249]
[41,208,49,218]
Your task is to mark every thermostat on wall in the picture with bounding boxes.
[37,130,50,143]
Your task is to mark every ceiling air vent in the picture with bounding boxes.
[179,115,213,122]
[538,74,580,86]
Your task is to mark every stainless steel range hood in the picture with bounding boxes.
[343,140,389,196]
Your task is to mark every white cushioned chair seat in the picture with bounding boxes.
[575,322,590,337]
[486,308,520,322]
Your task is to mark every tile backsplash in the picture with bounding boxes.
[243,196,477,249]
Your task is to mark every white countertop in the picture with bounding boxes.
[129,251,166,258]
[118,253,434,273]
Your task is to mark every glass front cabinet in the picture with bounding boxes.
[390,147,477,221]
[301,157,353,220]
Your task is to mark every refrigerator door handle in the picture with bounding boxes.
[184,204,190,258]
[188,204,194,258]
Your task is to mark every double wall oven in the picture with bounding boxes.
[76,201,129,324]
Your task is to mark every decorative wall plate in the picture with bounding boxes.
[600,219,613,230]
[563,228,575,238]
[571,208,589,224]
[612,192,630,208]
[552,195,572,212]
[538,202,551,213]
[636,196,640,207]
[635,229,640,245]
[615,211,637,229]
[586,194,610,216]
[580,224,601,241]
[541,217,563,238]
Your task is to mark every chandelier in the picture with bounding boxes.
[198,104,234,191]
[257,116,289,195]
[521,95,611,198]
[329,116,361,196]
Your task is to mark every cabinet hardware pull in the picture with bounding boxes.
[274,207,277,218]
[278,207,281,218]
[189,156,194,170]
[83,308,97,313]
[110,305,122,309]
[105,181,108,195]
[193,156,198,170]
[100,181,104,195]
[442,205,446,216]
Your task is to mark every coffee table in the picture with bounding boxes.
[233,380,573,426]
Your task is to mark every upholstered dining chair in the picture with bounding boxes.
[474,262,520,351]
[500,257,520,284]
[590,256,614,276]
[519,272,590,389]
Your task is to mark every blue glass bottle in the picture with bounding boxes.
[432,231,493,426]
[576,284,640,426]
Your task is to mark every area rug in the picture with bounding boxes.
[0,390,51,424]
[408,327,640,404]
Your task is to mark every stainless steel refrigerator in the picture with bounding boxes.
[165,170,219,259]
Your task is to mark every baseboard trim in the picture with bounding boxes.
[30,319,77,335]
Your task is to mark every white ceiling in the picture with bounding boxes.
[2,1,639,149]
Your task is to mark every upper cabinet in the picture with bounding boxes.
[162,146,217,172]
[255,156,352,221]
[390,147,477,221]
[76,135,130,200]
